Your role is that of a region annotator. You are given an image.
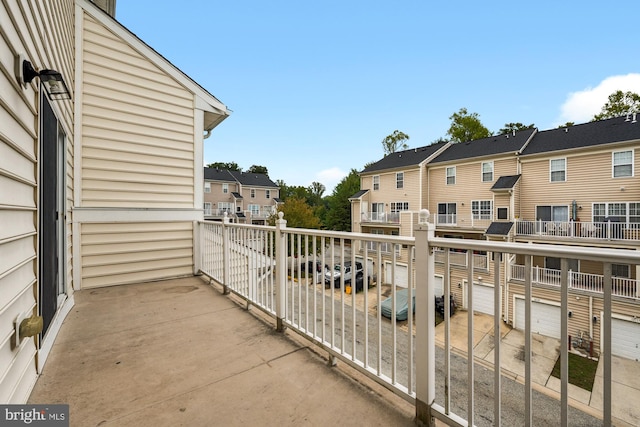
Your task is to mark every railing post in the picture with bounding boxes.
[193,220,202,275]
[222,213,230,295]
[275,212,288,332]
[415,210,436,426]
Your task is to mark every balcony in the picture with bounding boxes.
[29,212,640,425]
[360,211,402,224]
[515,219,640,243]
[510,265,639,300]
[434,214,492,230]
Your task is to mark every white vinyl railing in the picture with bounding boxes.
[510,265,639,299]
[515,219,640,241]
[434,249,489,270]
[435,214,492,229]
[197,211,639,426]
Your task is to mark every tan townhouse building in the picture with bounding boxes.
[1,0,228,402]
[204,168,281,224]
[350,142,449,285]
[351,117,640,359]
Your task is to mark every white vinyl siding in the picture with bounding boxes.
[613,150,633,178]
[82,14,195,208]
[550,158,566,182]
[1,0,75,404]
[81,222,194,288]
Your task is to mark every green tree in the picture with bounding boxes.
[498,122,535,135]
[381,130,410,155]
[324,169,360,232]
[593,90,640,121]
[446,108,492,143]
[270,197,321,229]
[207,161,241,171]
[556,122,575,128]
[248,165,269,176]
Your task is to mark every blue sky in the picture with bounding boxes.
[116,1,640,193]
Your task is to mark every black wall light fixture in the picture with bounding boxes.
[16,54,71,100]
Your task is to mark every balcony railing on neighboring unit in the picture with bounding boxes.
[435,214,492,229]
[197,212,638,426]
[510,264,639,299]
[361,211,401,224]
[515,219,640,242]
[434,248,488,270]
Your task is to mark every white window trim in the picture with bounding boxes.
[471,200,492,219]
[222,183,228,193]
[396,172,404,189]
[549,157,566,182]
[446,166,456,185]
[265,189,270,199]
[481,161,493,182]
[204,182,211,193]
[250,188,256,198]
[373,175,380,191]
[612,149,634,178]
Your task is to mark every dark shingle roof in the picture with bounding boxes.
[520,116,640,156]
[431,129,535,163]
[204,168,235,181]
[491,175,521,191]
[361,142,448,174]
[349,190,369,200]
[231,192,243,199]
[485,222,514,236]
[229,171,279,188]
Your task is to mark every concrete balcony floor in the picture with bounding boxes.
[28,276,416,426]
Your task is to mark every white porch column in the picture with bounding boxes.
[415,210,436,426]
[275,212,288,332]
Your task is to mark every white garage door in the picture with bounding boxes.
[464,281,494,315]
[611,317,640,361]
[384,262,408,288]
[515,298,561,339]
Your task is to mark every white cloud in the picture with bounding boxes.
[314,167,347,194]
[556,73,640,125]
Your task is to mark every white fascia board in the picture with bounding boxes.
[73,208,204,223]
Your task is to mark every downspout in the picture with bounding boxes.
[203,129,212,139]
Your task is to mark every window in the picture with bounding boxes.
[446,167,456,185]
[471,200,492,220]
[593,202,640,224]
[203,202,212,215]
[497,207,508,220]
[265,189,270,199]
[218,202,233,213]
[481,161,493,182]
[373,175,380,191]
[536,205,568,222]
[545,257,579,271]
[613,150,633,178]
[390,202,409,212]
[612,264,630,278]
[204,182,211,193]
[550,158,566,182]
[222,183,228,194]
[437,203,456,224]
[371,203,385,221]
[396,172,404,189]
[248,204,260,215]
[250,188,256,198]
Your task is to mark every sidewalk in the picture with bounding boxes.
[436,311,640,427]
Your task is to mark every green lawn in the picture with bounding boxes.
[551,352,599,392]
